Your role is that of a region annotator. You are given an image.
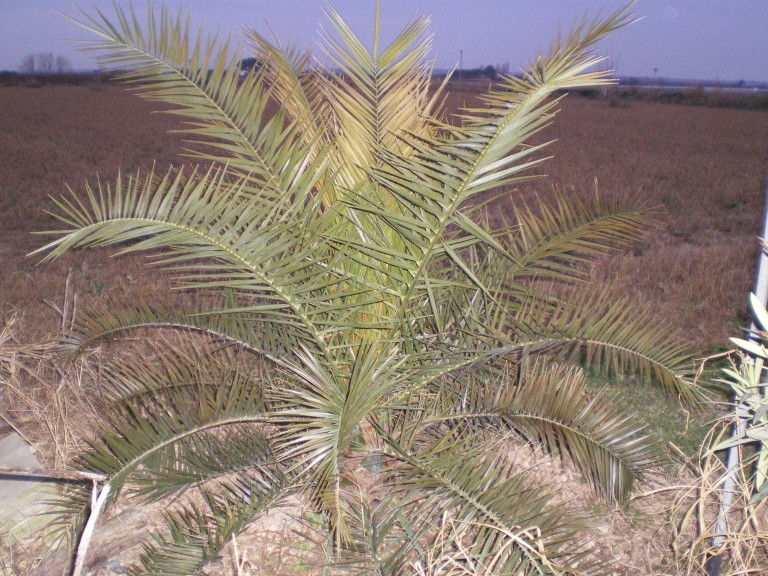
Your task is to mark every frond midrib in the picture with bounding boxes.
[99,412,271,496]
[66,317,279,365]
[424,410,652,474]
[576,335,696,397]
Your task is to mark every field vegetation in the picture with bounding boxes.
[0,8,767,574]
[2,83,766,352]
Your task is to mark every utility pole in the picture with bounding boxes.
[459,49,463,81]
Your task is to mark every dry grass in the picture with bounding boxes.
[0,309,97,469]
[668,422,768,575]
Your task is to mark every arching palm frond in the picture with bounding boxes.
[67,2,317,193]
[391,358,659,505]
[505,189,659,282]
[33,164,368,367]
[43,351,288,574]
[505,362,660,503]
[380,431,589,575]
[526,288,703,404]
[77,367,272,505]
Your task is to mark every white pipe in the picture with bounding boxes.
[707,168,768,575]
[72,482,111,576]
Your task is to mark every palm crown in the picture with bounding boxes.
[36,1,701,574]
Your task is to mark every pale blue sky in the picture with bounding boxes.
[2,1,766,82]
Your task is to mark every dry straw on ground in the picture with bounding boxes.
[669,422,768,575]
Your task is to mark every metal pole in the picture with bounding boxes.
[750,176,768,318]
[706,168,768,575]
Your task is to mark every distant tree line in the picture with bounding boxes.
[20,52,71,75]
[239,57,265,73]
[446,62,510,82]
[459,65,499,81]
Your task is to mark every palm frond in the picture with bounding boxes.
[243,28,328,149]
[505,188,659,282]
[41,483,93,556]
[368,3,636,333]
[76,367,270,503]
[319,3,436,187]
[506,362,661,503]
[54,295,294,365]
[129,481,290,576]
[483,361,658,503]
[103,353,277,501]
[383,431,588,575]
[67,1,320,193]
[531,289,703,404]
[34,165,359,364]
[94,344,255,402]
[396,358,659,504]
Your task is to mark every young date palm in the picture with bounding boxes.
[35,1,701,574]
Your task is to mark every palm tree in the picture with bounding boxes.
[35,1,701,574]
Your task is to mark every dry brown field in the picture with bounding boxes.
[495,91,768,356]
[1,83,767,354]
